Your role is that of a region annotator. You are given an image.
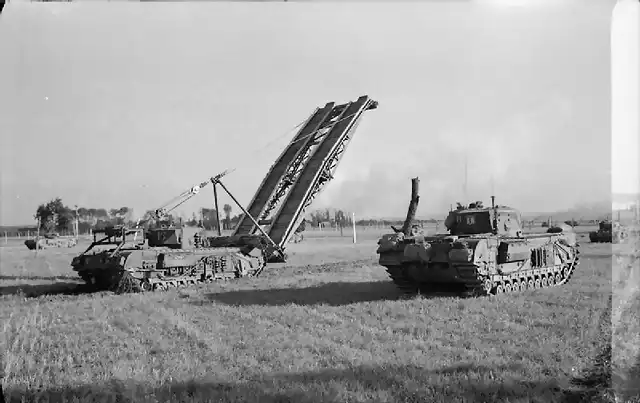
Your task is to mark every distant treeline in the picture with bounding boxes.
[0,196,607,237]
[22,197,241,235]
[2,197,364,237]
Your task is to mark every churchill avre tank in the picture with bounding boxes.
[376,198,580,297]
[69,95,379,294]
[70,223,271,293]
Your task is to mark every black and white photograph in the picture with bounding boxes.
[0,0,638,402]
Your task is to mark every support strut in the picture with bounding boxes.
[212,182,222,236]
[210,175,285,261]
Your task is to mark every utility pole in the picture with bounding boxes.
[74,204,79,238]
[352,212,357,243]
[35,216,40,256]
[212,183,222,236]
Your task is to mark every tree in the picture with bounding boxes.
[34,197,74,233]
[335,210,352,236]
[35,204,55,233]
[77,207,89,220]
[186,212,199,227]
[223,204,232,230]
[309,209,328,228]
[295,218,306,234]
[106,207,132,226]
[200,208,219,230]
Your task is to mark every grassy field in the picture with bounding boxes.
[0,227,636,403]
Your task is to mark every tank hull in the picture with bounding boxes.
[589,230,613,243]
[71,246,265,294]
[377,231,580,297]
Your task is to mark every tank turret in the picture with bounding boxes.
[145,219,184,249]
[444,202,524,238]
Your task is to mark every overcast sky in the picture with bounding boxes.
[0,1,614,225]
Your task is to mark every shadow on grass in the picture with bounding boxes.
[0,275,78,281]
[258,259,378,278]
[579,249,614,259]
[198,281,415,307]
[199,279,482,307]
[4,362,594,403]
[0,280,91,298]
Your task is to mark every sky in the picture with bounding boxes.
[0,1,615,225]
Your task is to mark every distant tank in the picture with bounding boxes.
[376,198,581,297]
[24,233,78,250]
[589,220,613,243]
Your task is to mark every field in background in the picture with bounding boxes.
[0,224,626,402]
[0,223,601,248]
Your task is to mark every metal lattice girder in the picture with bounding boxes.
[266,95,378,247]
[232,102,336,236]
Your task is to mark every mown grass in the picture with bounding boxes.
[0,234,620,403]
[610,234,640,402]
[0,230,628,403]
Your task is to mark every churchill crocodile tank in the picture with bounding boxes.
[376,198,580,297]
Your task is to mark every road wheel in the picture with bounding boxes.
[542,276,549,288]
[140,279,153,292]
[534,278,541,289]
[505,283,512,293]
[483,279,494,294]
[496,283,505,295]
[528,279,535,290]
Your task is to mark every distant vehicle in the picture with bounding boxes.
[24,233,77,250]
[589,220,613,243]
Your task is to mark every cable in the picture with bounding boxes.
[224,110,361,179]
[144,100,371,221]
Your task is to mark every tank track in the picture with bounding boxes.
[384,246,581,298]
[110,265,262,295]
[76,247,267,295]
[589,236,612,243]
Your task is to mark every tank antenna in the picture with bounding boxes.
[463,154,468,202]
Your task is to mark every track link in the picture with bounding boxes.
[112,268,262,295]
[385,265,419,295]
[76,247,267,295]
[384,247,581,298]
[82,265,263,295]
